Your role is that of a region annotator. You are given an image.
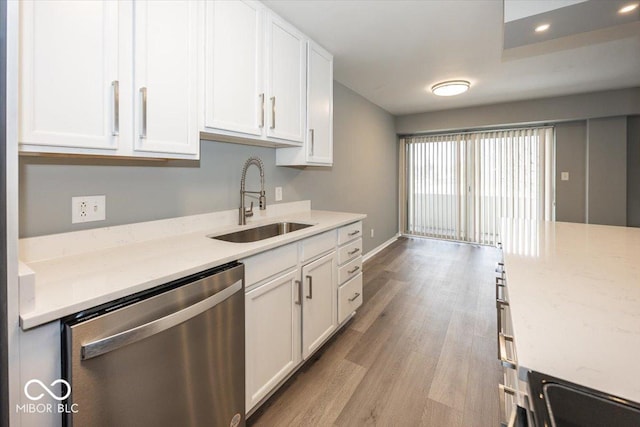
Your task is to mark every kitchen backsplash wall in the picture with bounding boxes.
[19,82,399,255]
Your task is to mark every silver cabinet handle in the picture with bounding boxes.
[259,93,265,128]
[295,280,302,305]
[499,333,517,369]
[139,87,147,138]
[496,286,508,306]
[270,96,276,129]
[348,265,360,274]
[81,280,242,360]
[498,384,517,427]
[111,80,119,136]
[348,247,360,256]
[305,275,312,299]
[348,292,360,302]
[310,129,315,155]
[348,230,360,236]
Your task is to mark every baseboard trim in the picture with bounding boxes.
[363,233,400,263]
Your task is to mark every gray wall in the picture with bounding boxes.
[555,122,587,223]
[19,82,398,254]
[627,116,640,226]
[395,88,640,226]
[587,117,627,226]
[396,87,640,135]
[288,83,398,253]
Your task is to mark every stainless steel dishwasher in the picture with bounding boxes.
[62,262,245,427]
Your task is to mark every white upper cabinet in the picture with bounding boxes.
[133,1,200,157]
[202,3,309,147]
[19,0,201,159]
[19,1,124,153]
[276,41,333,166]
[265,14,307,143]
[204,0,264,137]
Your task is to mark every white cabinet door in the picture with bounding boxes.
[266,13,306,143]
[204,0,264,137]
[133,0,200,157]
[245,270,301,411]
[306,41,333,164]
[20,0,123,152]
[301,252,337,359]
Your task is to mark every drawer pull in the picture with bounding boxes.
[498,384,517,427]
[348,248,360,256]
[348,292,361,302]
[499,333,517,369]
[348,266,360,274]
[348,230,360,236]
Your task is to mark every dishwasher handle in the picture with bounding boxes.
[81,280,242,360]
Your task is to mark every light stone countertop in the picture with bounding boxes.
[19,202,365,330]
[501,220,640,404]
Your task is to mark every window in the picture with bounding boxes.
[400,127,554,245]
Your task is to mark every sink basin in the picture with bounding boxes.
[209,222,313,243]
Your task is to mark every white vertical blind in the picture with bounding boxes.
[403,127,554,245]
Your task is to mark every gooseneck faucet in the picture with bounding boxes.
[239,157,266,225]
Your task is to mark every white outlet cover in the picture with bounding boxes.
[561,172,569,181]
[275,187,283,202]
[72,195,106,224]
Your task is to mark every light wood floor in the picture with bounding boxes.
[248,237,502,427]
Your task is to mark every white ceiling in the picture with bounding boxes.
[263,0,640,116]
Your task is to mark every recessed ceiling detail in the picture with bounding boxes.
[504,0,640,49]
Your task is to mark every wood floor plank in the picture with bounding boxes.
[248,237,503,427]
[349,279,404,333]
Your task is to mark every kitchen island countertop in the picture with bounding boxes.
[501,220,640,404]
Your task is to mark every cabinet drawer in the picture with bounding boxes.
[301,230,336,262]
[338,221,362,246]
[338,273,362,324]
[338,238,362,265]
[338,256,362,285]
[242,243,297,288]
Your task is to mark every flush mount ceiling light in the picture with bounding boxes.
[619,3,639,13]
[535,23,550,32]
[431,80,470,97]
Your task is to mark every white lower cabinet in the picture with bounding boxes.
[338,273,363,324]
[244,229,348,413]
[245,269,301,411]
[301,251,337,359]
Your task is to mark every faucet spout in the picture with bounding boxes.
[239,157,267,225]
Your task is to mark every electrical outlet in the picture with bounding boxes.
[72,195,106,224]
[371,228,375,238]
[275,187,283,202]
[561,172,569,181]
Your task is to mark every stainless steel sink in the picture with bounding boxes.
[209,222,313,243]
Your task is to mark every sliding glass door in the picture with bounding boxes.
[401,127,554,245]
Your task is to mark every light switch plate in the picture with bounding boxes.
[561,172,569,181]
[72,195,106,224]
[275,187,283,202]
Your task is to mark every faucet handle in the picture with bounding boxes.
[245,202,254,217]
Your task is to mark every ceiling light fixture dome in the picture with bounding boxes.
[619,3,638,13]
[431,80,470,97]
[535,23,550,32]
